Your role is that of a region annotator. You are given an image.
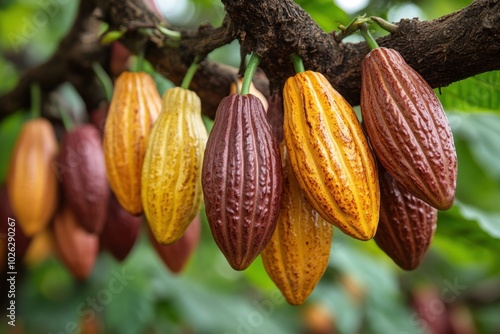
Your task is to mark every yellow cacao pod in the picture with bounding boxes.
[103,71,161,215]
[142,87,208,244]
[262,144,333,305]
[7,118,59,236]
[283,70,379,240]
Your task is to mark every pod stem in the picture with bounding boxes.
[240,53,261,95]
[133,46,146,72]
[291,54,305,73]
[30,83,41,119]
[360,23,379,50]
[92,62,114,102]
[370,16,398,34]
[57,104,74,131]
[181,56,201,90]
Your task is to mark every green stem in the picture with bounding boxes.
[30,83,41,119]
[92,62,114,102]
[240,53,261,95]
[360,23,379,50]
[133,47,146,72]
[370,16,398,34]
[291,54,305,73]
[57,104,74,131]
[156,25,181,41]
[181,56,201,90]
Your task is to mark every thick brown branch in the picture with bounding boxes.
[0,0,107,120]
[0,0,499,122]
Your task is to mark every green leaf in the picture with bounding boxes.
[454,200,500,239]
[449,112,500,181]
[295,0,350,32]
[439,71,500,113]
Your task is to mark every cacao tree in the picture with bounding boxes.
[0,0,499,333]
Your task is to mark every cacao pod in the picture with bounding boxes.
[56,124,109,233]
[0,185,31,263]
[230,78,269,111]
[375,165,437,270]
[7,118,59,236]
[103,71,161,215]
[283,70,379,240]
[53,203,99,280]
[202,94,283,270]
[148,214,201,273]
[262,144,333,305]
[142,87,207,244]
[360,47,457,210]
[23,229,54,266]
[266,93,284,143]
[100,193,142,262]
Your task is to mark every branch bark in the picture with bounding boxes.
[0,0,499,122]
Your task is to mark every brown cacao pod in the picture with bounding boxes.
[142,87,207,244]
[56,124,109,233]
[103,71,161,215]
[266,93,284,143]
[202,94,283,270]
[7,118,59,236]
[53,203,99,280]
[148,214,201,274]
[100,193,142,262]
[361,47,457,210]
[262,144,333,305]
[230,78,269,111]
[283,70,379,240]
[375,165,437,270]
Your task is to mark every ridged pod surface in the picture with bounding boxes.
[7,118,59,236]
[148,214,201,273]
[361,47,457,210]
[57,125,109,233]
[53,204,99,280]
[100,193,142,262]
[375,165,437,270]
[142,87,207,244]
[262,144,333,305]
[283,71,379,240]
[103,71,161,215]
[202,94,283,270]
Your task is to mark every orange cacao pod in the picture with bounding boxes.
[103,71,161,215]
[262,144,333,305]
[53,203,99,280]
[283,70,379,240]
[361,47,457,210]
[202,94,283,270]
[7,118,59,236]
[375,165,437,270]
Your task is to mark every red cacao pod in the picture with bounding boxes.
[100,193,142,262]
[53,203,99,280]
[148,214,201,273]
[361,47,457,210]
[202,94,283,270]
[375,165,437,270]
[56,124,109,233]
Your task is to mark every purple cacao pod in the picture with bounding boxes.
[375,165,437,270]
[56,124,109,233]
[202,94,283,270]
[100,193,142,261]
[361,47,457,210]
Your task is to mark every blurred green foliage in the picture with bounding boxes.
[1,0,499,334]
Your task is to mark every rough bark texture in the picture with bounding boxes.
[0,0,499,121]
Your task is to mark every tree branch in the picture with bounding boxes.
[0,0,107,120]
[0,0,498,122]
